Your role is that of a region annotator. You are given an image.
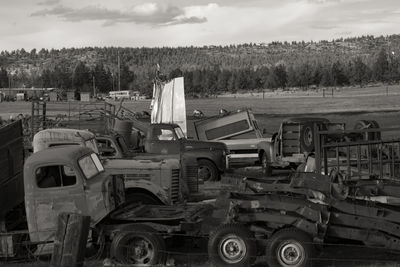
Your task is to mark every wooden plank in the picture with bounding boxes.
[282,140,300,146]
[282,132,300,139]
[282,124,300,133]
[51,213,90,267]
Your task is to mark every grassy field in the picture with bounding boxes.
[2,85,400,139]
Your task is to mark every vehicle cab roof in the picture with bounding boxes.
[26,146,94,167]
[33,128,95,141]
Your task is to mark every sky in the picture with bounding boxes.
[1,0,400,51]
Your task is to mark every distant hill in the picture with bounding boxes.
[0,34,399,95]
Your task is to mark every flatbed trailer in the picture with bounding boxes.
[208,124,400,267]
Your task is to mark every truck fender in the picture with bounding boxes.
[257,141,273,162]
[124,179,169,205]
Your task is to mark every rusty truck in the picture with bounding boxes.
[207,123,400,267]
[32,128,194,205]
[0,141,212,265]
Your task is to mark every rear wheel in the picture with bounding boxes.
[265,228,315,267]
[300,123,315,152]
[111,224,166,266]
[198,159,219,182]
[208,224,256,267]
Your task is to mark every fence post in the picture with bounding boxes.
[51,213,90,267]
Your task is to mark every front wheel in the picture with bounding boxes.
[208,224,256,267]
[198,159,219,182]
[265,228,315,267]
[110,224,166,266]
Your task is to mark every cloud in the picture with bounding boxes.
[37,0,60,6]
[30,3,207,26]
[166,16,207,25]
[31,5,73,16]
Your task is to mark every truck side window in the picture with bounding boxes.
[36,165,77,188]
[154,129,176,141]
[97,138,117,157]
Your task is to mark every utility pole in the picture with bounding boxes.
[112,72,115,91]
[8,74,11,100]
[118,50,121,91]
[92,75,96,99]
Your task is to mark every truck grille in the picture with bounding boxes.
[171,169,180,203]
[185,164,199,193]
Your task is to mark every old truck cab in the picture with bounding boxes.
[24,146,124,252]
[144,123,229,181]
[32,128,189,205]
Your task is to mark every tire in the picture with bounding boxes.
[125,191,163,205]
[111,224,166,266]
[198,159,219,182]
[299,123,315,152]
[261,152,273,177]
[265,228,315,267]
[208,224,256,267]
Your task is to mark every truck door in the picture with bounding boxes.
[28,164,86,248]
[145,126,180,154]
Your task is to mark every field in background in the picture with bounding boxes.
[2,85,400,139]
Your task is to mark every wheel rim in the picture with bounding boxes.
[277,240,305,266]
[125,237,155,264]
[218,234,247,264]
[303,127,313,146]
[198,165,212,181]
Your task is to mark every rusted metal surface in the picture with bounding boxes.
[24,147,120,248]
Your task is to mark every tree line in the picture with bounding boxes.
[0,34,400,96]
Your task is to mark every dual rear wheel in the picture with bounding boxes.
[208,225,314,267]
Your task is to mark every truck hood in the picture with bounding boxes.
[182,139,228,151]
[102,158,180,173]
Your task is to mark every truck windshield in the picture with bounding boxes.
[174,127,185,139]
[79,153,104,179]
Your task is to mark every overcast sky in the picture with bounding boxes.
[1,0,399,51]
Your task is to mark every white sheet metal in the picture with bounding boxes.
[151,77,187,136]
